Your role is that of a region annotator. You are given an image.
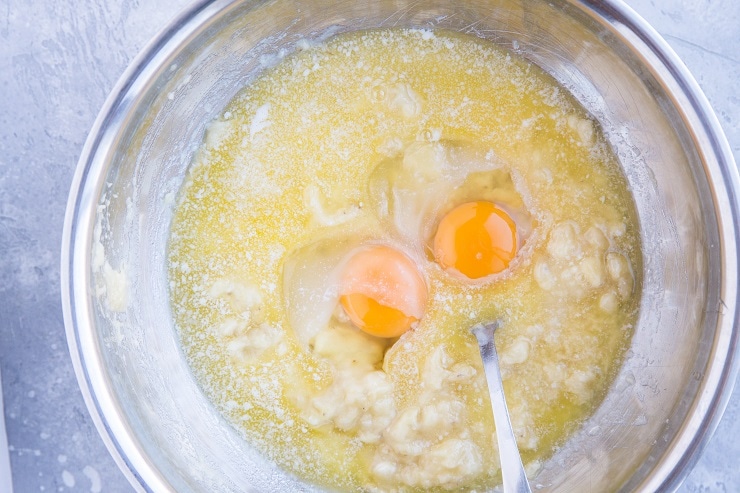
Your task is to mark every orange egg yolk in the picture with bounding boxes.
[339,245,427,338]
[433,201,518,279]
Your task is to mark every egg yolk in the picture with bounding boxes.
[433,201,518,279]
[339,245,427,338]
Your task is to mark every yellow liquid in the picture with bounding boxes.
[168,29,641,491]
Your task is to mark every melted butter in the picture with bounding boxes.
[168,29,641,491]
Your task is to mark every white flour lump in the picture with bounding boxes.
[168,28,641,492]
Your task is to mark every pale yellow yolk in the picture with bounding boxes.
[339,246,427,338]
[433,201,518,279]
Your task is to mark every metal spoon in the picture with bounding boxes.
[472,322,533,493]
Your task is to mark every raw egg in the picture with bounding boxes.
[339,245,427,338]
[433,201,518,279]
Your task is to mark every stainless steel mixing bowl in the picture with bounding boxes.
[61,0,740,491]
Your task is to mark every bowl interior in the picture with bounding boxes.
[66,0,738,491]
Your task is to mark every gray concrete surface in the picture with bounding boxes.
[0,0,738,491]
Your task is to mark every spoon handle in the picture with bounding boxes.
[472,323,533,493]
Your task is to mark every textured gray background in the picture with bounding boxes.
[0,0,738,491]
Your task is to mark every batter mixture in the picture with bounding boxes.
[168,29,641,491]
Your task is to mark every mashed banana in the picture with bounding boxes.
[168,29,641,491]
